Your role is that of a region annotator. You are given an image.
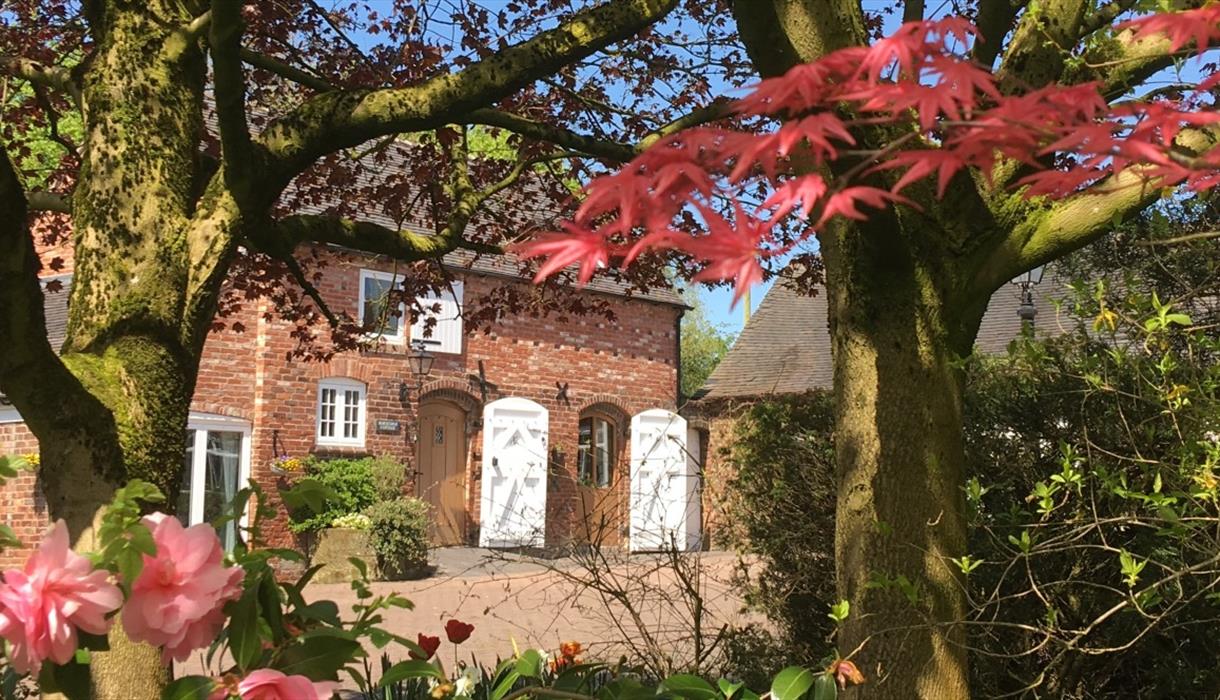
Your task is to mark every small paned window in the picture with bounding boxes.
[317,378,366,446]
[577,416,615,488]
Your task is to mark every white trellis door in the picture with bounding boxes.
[479,398,549,547]
[629,409,699,552]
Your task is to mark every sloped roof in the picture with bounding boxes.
[697,272,1070,400]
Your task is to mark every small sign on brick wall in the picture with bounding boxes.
[375,419,401,434]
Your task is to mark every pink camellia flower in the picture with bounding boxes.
[123,513,245,663]
[0,520,123,673]
[208,669,337,700]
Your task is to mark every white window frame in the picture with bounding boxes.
[316,378,367,447]
[358,269,406,343]
[409,281,465,355]
[183,413,252,542]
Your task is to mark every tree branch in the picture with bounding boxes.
[238,47,334,92]
[464,109,635,162]
[27,191,71,213]
[903,0,925,23]
[967,124,1220,299]
[996,0,1091,92]
[972,0,1028,68]
[258,0,679,179]
[465,98,732,165]
[0,56,81,107]
[0,146,105,442]
[280,253,340,327]
[209,0,258,205]
[258,215,469,261]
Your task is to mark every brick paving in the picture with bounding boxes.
[179,547,760,680]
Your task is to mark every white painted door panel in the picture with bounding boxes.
[629,409,696,552]
[479,398,548,547]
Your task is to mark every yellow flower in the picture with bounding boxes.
[21,453,38,467]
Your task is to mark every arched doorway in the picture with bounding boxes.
[417,399,468,545]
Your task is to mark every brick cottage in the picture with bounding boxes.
[0,233,704,565]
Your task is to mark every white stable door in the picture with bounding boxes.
[479,398,548,547]
[629,409,698,552]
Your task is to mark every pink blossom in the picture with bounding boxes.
[208,669,337,700]
[0,520,123,673]
[123,514,244,664]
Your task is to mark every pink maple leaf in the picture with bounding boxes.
[516,223,611,286]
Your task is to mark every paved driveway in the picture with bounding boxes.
[180,548,760,681]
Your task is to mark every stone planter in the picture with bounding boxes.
[310,528,380,584]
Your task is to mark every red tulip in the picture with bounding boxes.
[444,619,474,644]
[411,633,441,660]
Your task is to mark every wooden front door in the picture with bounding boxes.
[577,413,623,546]
[417,400,468,545]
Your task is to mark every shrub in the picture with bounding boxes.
[330,513,371,530]
[364,497,430,580]
[722,392,837,663]
[368,454,408,502]
[287,457,377,533]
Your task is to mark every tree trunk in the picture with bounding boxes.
[822,218,976,699]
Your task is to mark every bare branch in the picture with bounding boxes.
[903,0,925,23]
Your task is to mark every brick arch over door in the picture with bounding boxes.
[576,394,631,421]
[420,379,482,415]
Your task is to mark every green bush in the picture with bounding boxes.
[287,457,377,533]
[364,497,430,580]
[368,454,408,501]
[722,392,837,664]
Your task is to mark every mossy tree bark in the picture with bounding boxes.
[0,2,681,698]
[819,213,982,698]
[727,2,1198,697]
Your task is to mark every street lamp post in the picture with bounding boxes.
[407,339,435,496]
[1011,264,1046,331]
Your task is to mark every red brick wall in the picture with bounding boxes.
[1,242,681,562]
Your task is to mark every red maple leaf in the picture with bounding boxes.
[1118,7,1220,54]
[817,187,911,226]
[515,223,611,286]
[761,174,828,220]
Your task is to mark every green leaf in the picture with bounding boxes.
[276,634,363,681]
[770,667,815,700]
[811,674,837,700]
[161,676,217,700]
[38,657,91,700]
[660,674,720,700]
[516,648,544,678]
[489,669,521,700]
[598,678,657,700]
[295,600,340,626]
[378,659,446,687]
[228,582,263,671]
[280,478,336,514]
[718,679,744,699]
[258,573,284,645]
[553,663,607,692]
